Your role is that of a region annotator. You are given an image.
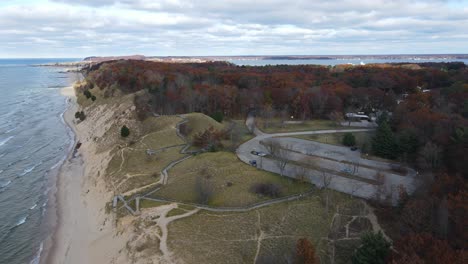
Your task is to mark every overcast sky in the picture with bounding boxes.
[1,0,467,58]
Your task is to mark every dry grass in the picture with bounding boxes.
[139,199,168,209]
[296,131,374,147]
[153,152,311,207]
[183,113,225,140]
[257,118,347,133]
[106,147,185,193]
[167,192,354,264]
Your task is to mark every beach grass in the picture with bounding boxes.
[167,191,356,264]
[152,151,312,207]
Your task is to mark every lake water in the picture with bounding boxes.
[0,59,77,264]
[228,58,468,66]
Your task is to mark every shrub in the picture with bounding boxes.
[352,232,390,264]
[250,183,281,197]
[343,132,356,146]
[193,126,225,149]
[84,90,92,99]
[91,95,96,101]
[121,125,130,137]
[210,111,224,123]
[296,238,318,264]
[74,111,86,121]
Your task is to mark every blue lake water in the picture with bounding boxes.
[228,58,468,66]
[0,59,78,264]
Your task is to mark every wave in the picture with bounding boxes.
[30,242,44,264]
[20,162,42,176]
[15,216,28,227]
[0,180,11,188]
[5,127,17,134]
[50,157,66,170]
[30,203,38,210]
[0,136,14,147]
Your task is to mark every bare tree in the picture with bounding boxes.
[374,172,387,203]
[418,141,442,170]
[294,165,308,182]
[261,103,276,129]
[195,168,214,204]
[321,172,334,214]
[328,111,344,127]
[263,140,291,177]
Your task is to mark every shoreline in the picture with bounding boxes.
[41,85,128,264]
[39,85,81,264]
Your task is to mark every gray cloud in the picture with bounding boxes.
[0,0,467,57]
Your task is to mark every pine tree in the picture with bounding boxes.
[121,125,130,138]
[343,132,356,146]
[352,232,390,264]
[372,121,398,159]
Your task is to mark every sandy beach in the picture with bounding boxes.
[41,86,128,264]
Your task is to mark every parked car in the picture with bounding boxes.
[249,160,257,167]
[251,150,267,157]
[350,146,358,151]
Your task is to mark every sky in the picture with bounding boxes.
[0,0,468,58]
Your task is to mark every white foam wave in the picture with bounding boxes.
[15,216,28,227]
[30,203,38,210]
[5,127,17,133]
[20,162,42,176]
[30,242,44,264]
[50,157,65,170]
[0,136,14,147]
[42,198,48,207]
[0,180,11,188]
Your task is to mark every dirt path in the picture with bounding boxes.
[140,204,200,263]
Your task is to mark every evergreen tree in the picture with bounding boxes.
[343,132,356,146]
[352,232,390,264]
[210,111,224,123]
[121,125,130,138]
[372,121,398,159]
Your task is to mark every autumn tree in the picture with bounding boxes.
[296,238,318,264]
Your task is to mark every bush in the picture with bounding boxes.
[74,111,86,121]
[210,111,224,123]
[121,125,130,138]
[352,232,390,264]
[250,183,281,197]
[343,132,356,146]
[83,90,92,99]
[91,95,96,101]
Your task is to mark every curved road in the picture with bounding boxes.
[236,116,418,205]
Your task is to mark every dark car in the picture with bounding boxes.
[350,146,358,151]
[249,160,257,167]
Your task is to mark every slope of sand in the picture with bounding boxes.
[43,86,130,264]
